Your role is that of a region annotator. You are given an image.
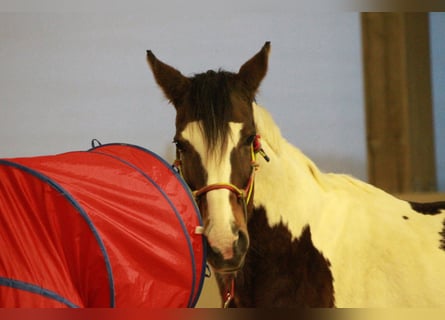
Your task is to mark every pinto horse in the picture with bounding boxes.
[146,42,445,307]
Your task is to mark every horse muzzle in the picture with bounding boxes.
[206,228,249,273]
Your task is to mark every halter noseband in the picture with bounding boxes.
[173,135,269,205]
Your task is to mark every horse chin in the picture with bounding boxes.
[207,248,246,275]
[211,263,244,276]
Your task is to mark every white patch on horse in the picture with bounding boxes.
[252,102,445,307]
[181,121,243,260]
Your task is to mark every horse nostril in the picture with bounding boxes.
[234,230,249,254]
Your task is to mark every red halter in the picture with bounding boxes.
[173,135,268,205]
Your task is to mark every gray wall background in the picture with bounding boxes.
[0,7,443,189]
[431,13,445,191]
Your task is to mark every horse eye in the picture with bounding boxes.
[173,139,186,152]
[245,135,256,145]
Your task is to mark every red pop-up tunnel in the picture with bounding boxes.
[0,143,206,307]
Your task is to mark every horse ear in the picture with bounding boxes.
[146,50,190,106]
[238,41,271,94]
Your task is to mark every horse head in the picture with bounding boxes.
[147,42,270,274]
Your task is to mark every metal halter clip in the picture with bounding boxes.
[223,277,235,308]
[223,293,233,308]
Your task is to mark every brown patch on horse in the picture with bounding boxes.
[409,201,445,252]
[226,207,335,307]
[409,201,445,215]
[440,220,445,251]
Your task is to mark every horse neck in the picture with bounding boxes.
[252,103,326,234]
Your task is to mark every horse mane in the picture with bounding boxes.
[252,102,284,156]
[253,102,320,176]
[252,102,377,194]
[189,70,251,153]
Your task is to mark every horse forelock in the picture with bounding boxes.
[187,70,252,153]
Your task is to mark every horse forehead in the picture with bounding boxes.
[181,121,244,157]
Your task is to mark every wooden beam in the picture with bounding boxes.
[361,12,437,193]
